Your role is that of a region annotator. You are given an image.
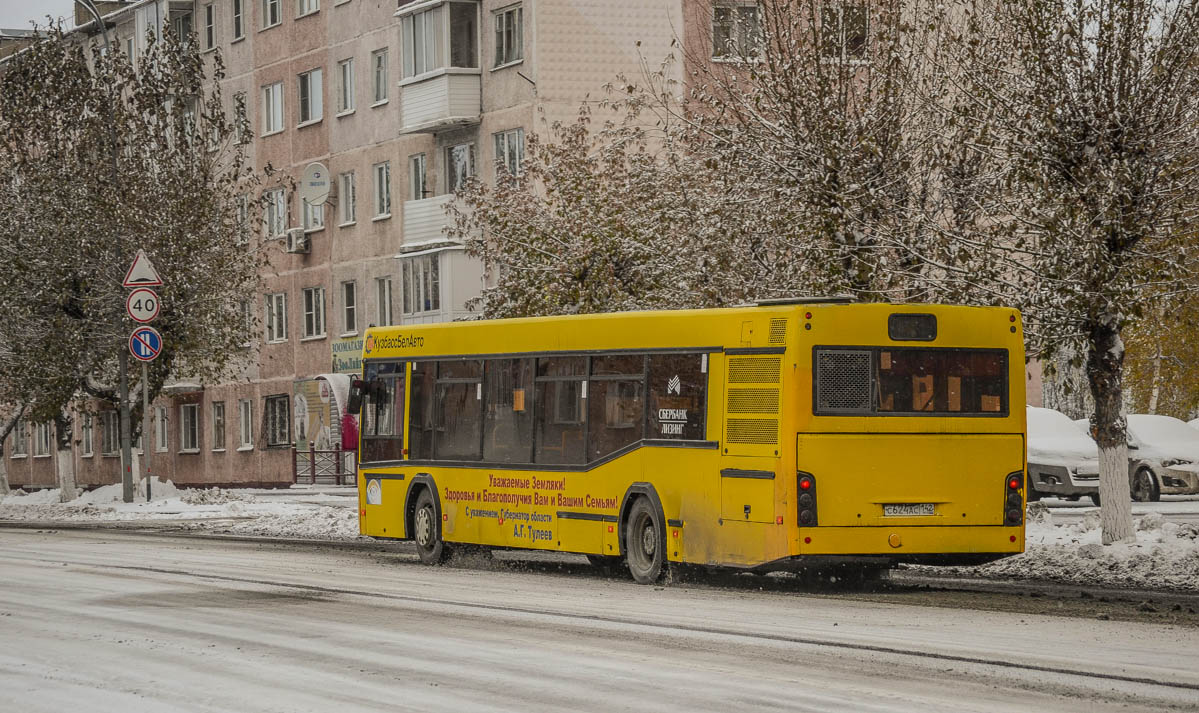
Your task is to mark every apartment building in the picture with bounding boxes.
[4,0,689,490]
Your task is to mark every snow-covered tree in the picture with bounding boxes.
[0,26,262,496]
[937,0,1199,542]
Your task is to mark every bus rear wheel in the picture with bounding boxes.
[413,489,448,565]
[625,498,665,585]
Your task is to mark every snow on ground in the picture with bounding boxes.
[3,482,1198,591]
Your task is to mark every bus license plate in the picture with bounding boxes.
[884,503,935,517]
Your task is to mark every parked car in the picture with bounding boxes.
[1189,418,1199,432]
[1125,414,1199,501]
[1026,407,1100,504]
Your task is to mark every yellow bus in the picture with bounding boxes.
[352,300,1026,583]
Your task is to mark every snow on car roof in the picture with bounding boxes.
[1027,406,1098,461]
[1126,414,1199,446]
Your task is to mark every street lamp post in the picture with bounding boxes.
[75,0,135,504]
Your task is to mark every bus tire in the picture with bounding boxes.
[413,488,448,565]
[625,498,665,585]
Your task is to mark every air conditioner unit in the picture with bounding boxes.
[285,228,310,254]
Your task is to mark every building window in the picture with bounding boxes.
[125,36,136,64]
[401,254,440,315]
[446,142,475,192]
[376,276,393,326]
[493,128,525,177]
[180,404,199,452]
[821,3,869,62]
[33,423,51,457]
[297,0,319,17]
[156,406,169,451]
[493,5,523,67]
[337,58,354,113]
[712,3,762,59]
[236,193,250,244]
[409,153,427,200]
[303,199,324,230]
[266,292,288,342]
[81,416,93,456]
[264,187,286,237]
[238,399,254,448]
[239,300,253,345]
[262,0,281,28]
[212,402,226,450]
[372,48,389,103]
[101,412,119,455]
[171,11,194,44]
[265,395,290,446]
[338,171,356,224]
[262,81,283,134]
[342,281,357,333]
[298,68,323,124]
[401,6,439,78]
[233,0,244,40]
[202,4,215,50]
[302,286,326,338]
[373,161,391,217]
[401,2,477,78]
[10,419,27,456]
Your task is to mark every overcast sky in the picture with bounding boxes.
[0,1,78,31]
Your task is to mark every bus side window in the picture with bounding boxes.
[408,361,436,459]
[434,359,483,461]
[535,357,587,465]
[361,362,404,462]
[648,353,707,440]
[588,354,646,461]
[484,358,535,463]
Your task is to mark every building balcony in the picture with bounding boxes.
[399,69,481,134]
[402,195,456,248]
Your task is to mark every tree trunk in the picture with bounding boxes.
[0,447,9,497]
[1087,316,1134,544]
[0,407,25,498]
[1147,341,1162,414]
[54,413,78,503]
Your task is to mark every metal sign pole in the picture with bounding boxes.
[142,362,151,501]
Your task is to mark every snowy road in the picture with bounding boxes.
[1,531,1197,712]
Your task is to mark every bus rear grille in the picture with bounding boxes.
[816,350,872,412]
[728,357,781,384]
[768,318,787,345]
[727,418,779,444]
[727,388,780,414]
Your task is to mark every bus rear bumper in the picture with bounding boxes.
[790,525,1024,564]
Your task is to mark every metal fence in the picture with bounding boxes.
[292,445,356,486]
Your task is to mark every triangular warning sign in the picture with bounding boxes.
[123,249,163,288]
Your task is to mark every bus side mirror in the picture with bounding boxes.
[347,379,365,414]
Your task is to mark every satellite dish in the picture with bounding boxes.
[298,162,330,205]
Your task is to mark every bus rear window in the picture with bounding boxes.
[815,347,1008,416]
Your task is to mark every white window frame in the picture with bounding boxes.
[493,128,525,177]
[9,419,27,457]
[212,401,226,451]
[302,286,326,339]
[446,142,475,192]
[297,0,320,18]
[101,412,119,456]
[202,4,215,50]
[238,399,254,449]
[338,171,356,225]
[336,58,355,114]
[493,5,523,68]
[232,0,245,40]
[265,395,291,447]
[409,153,427,200]
[342,280,358,334]
[371,48,389,104]
[180,404,199,453]
[236,193,250,244]
[125,36,136,65]
[240,299,254,346]
[32,423,51,457]
[261,81,284,135]
[373,161,391,218]
[400,254,441,315]
[401,6,441,78]
[821,3,870,63]
[266,292,288,342]
[376,276,393,326]
[711,3,762,60]
[81,415,93,457]
[264,187,286,237]
[262,0,281,29]
[156,406,169,452]
[298,68,323,125]
[303,198,325,231]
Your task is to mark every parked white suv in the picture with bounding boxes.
[1125,414,1199,501]
[1026,407,1100,504]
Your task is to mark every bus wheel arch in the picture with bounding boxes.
[407,475,449,565]
[619,484,668,585]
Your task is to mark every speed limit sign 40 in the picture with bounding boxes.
[126,287,161,323]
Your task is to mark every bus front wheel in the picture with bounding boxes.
[625,498,665,584]
[413,489,448,565]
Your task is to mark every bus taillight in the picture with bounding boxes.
[798,472,818,526]
[1004,472,1023,526]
